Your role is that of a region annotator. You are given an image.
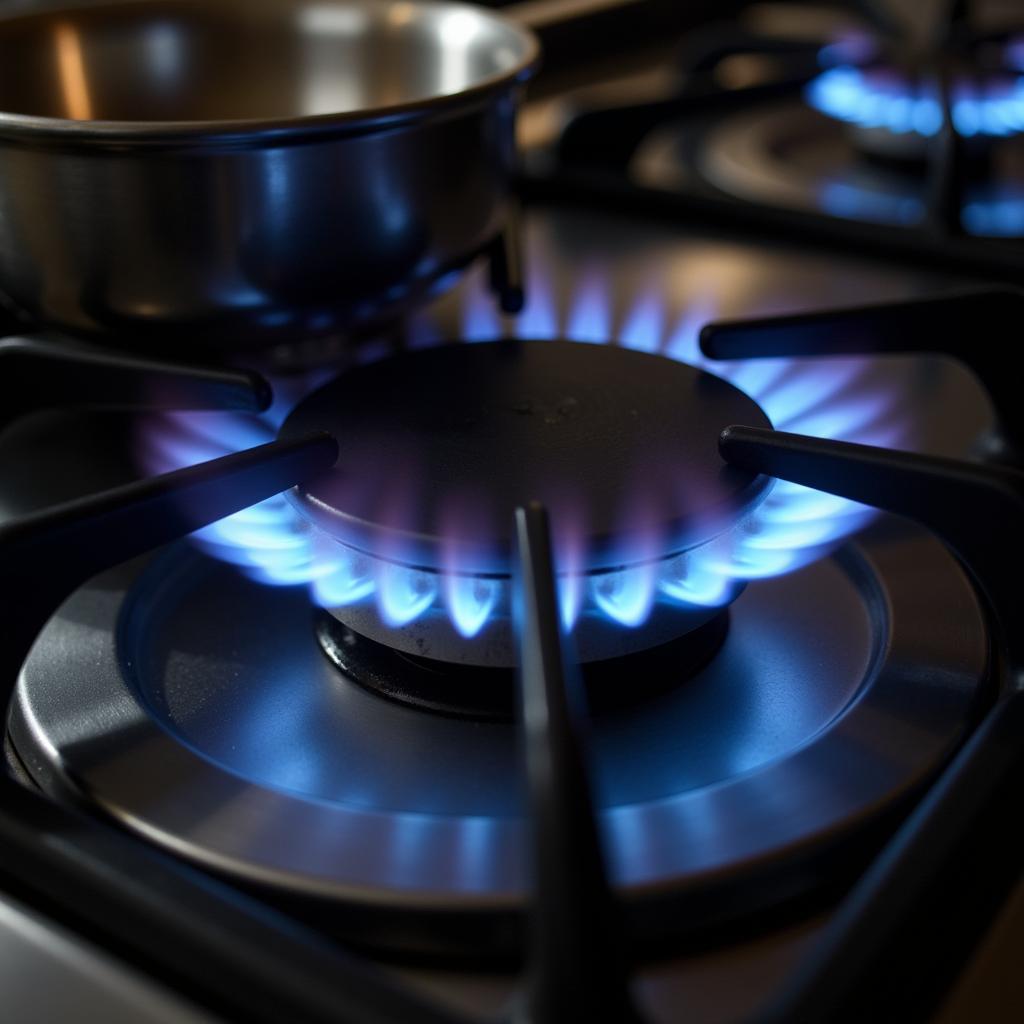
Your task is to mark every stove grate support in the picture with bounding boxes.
[0,332,270,430]
[0,428,478,1024]
[489,205,527,315]
[926,67,971,238]
[700,288,1024,462]
[514,503,642,1023]
[718,425,1024,1023]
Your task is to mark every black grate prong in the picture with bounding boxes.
[0,433,336,693]
[759,688,1024,1024]
[489,207,526,316]
[0,334,271,428]
[701,290,1024,459]
[719,424,1024,668]
[513,503,642,1024]
[924,69,968,238]
[718,422,1024,1023]
[0,430,475,1024]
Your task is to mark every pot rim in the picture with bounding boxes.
[0,0,540,146]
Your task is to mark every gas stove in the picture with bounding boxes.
[3,2,1024,1024]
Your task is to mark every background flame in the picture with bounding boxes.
[807,64,1024,140]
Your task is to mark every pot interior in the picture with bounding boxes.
[0,0,535,124]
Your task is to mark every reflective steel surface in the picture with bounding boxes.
[0,897,213,1024]
[10,526,988,955]
[0,0,538,348]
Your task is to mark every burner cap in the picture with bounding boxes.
[279,340,771,574]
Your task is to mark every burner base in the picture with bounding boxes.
[315,611,729,720]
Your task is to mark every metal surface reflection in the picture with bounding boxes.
[9,526,986,953]
[54,21,91,120]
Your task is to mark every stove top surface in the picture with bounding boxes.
[3,3,1024,1023]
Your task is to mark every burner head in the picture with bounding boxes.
[279,340,771,666]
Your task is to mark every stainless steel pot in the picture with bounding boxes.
[0,0,539,350]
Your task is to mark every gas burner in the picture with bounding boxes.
[3,272,1020,1016]
[142,303,903,680]
[636,97,1024,237]
[760,16,1024,231]
[552,3,1024,268]
[279,340,769,667]
[634,16,1024,237]
[806,38,1024,155]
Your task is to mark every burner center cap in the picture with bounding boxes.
[279,340,771,573]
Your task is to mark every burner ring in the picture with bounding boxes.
[316,610,729,720]
[279,340,770,665]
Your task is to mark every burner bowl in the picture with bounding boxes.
[7,529,989,956]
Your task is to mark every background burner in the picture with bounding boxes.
[279,340,771,665]
[638,101,1024,235]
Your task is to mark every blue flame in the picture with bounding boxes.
[817,176,1024,237]
[378,563,438,627]
[558,572,584,631]
[566,269,612,344]
[819,182,925,227]
[461,266,504,342]
[312,545,376,606]
[962,192,1024,236]
[446,574,502,638]
[620,289,665,354]
[514,261,559,340]
[807,64,1024,138]
[140,252,907,641]
[660,563,734,607]
[591,563,658,628]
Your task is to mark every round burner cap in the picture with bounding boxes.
[279,340,771,574]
